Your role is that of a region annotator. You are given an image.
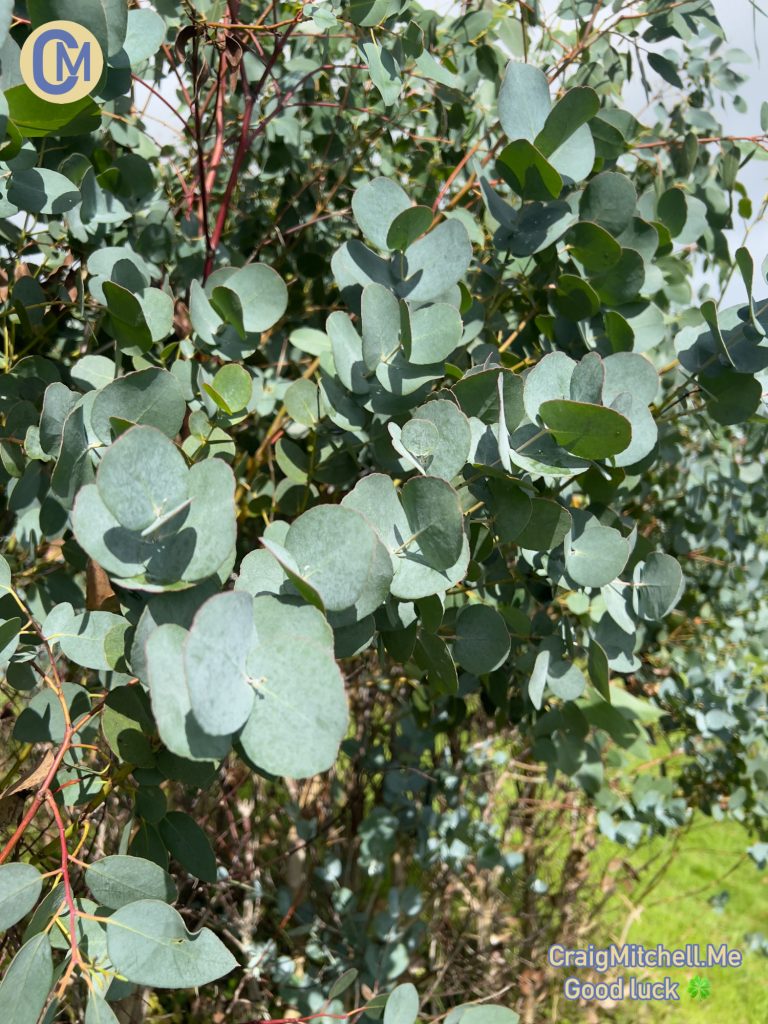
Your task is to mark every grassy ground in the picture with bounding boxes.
[592,817,768,1022]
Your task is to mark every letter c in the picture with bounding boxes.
[548,944,565,967]
[32,27,79,95]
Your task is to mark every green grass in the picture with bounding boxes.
[594,817,768,1022]
[493,737,768,1020]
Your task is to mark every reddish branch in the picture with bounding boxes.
[162,42,194,108]
[45,790,84,987]
[204,53,230,195]
[432,142,482,213]
[130,73,188,128]
[633,133,768,150]
[191,33,215,267]
[0,742,69,865]
[0,590,105,872]
[0,703,100,866]
[202,12,302,278]
[0,593,108,996]
[0,631,75,865]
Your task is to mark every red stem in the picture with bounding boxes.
[191,34,214,267]
[633,133,768,150]
[433,142,481,212]
[162,43,194,108]
[204,53,230,195]
[131,73,188,129]
[0,734,71,865]
[203,14,302,279]
[0,704,99,866]
[45,790,81,969]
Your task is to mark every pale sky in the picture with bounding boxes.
[706,0,768,303]
[620,0,768,303]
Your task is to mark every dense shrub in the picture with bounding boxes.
[0,1,766,1022]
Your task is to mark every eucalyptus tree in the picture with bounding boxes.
[0,0,766,1022]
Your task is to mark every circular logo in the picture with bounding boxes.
[20,20,104,104]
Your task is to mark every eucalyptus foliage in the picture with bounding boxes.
[0,0,766,1020]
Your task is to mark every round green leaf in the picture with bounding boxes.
[579,172,637,236]
[8,168,80,214]
[146,623,232,763]
[399,417,440,460]
[590,248,645,305]
[185,591,256,736]
[285,505,393,617]
[40,382,78,454]
[536,86,598,171]
[401,476,465,571]
[567,221,622,272]
[602,352,659,406]
[362,282,401,371]
[85,856,176,910]
[555,274,600,320]
[546,648,585,701]
[408,303,462,365]
[454,605,511,674]
[565,519,630,588]
[91,368,186,444]
[455,367,523,426]
[284,378,320,427]
[342,474,470,601]
[327,311,367,393]
[397,399,471,480]
[523,352,576,422]
[499,142,565,201]
[487,478,532,542]
[122,7,166,65]
[498,61,551,143]
[702,369,762,425]
[613,301,666,354]
[74,454,236,591]
[210,364,252,414]
[97,426,188,533]
[569,353,604,405]
[607,392,658,467]
[102,686,155,766]
[239,596,348,778]
[106,899,236,987]
[516,498,571,551]
[384,982,420,1024]
[539,399,632,460]
[44,604,126,672]
[396,219,472,304]
[352,177,411,249]
[206,264,288,334]
[0,863,43,930]
[632,553,684,621]
[386,205,433,251]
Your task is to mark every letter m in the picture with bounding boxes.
[57,40,90,82]
[708,944,728,966]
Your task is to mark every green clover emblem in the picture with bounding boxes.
[687,975,712,1000]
